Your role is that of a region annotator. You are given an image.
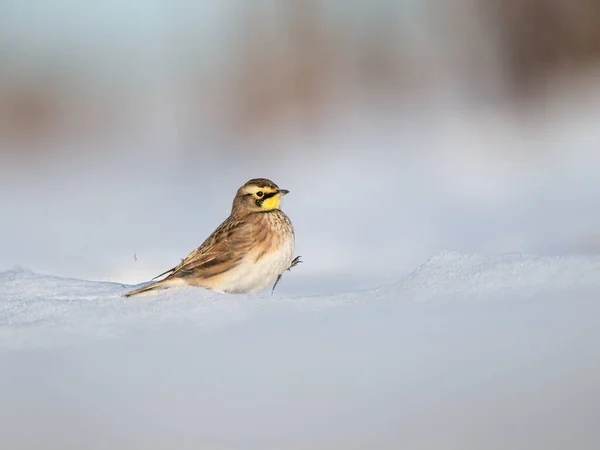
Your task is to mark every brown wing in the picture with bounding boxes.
[153,217,255,281]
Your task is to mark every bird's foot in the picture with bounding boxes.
[272,256,302,294]
[288,256,302,271]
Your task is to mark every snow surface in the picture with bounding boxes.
[2,252,600,449]
[2,73,600,450]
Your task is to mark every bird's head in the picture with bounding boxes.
[232,178,289,214]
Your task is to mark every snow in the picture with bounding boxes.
[1,252,600,449]
[2,63,600,450]
[3,3,600,447]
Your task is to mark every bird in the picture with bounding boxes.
[123,178,301,297]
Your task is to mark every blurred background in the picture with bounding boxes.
[1,0,600,293]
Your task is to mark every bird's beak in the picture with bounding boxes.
[278,189,290,196]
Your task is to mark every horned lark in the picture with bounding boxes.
[124,178,300,297]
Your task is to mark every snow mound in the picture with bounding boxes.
[399,251,600,299]
[1,252,600,449]
[1,252,600,348]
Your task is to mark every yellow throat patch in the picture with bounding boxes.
[261,195,281,210]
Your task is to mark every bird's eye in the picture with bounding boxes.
[256,191,264,197]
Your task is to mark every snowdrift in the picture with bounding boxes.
[1,252,599,449]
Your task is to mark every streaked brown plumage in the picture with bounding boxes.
[124,178,300,297]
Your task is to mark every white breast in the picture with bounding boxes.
[214,235,295,294]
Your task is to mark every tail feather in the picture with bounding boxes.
[123,278,185,297]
